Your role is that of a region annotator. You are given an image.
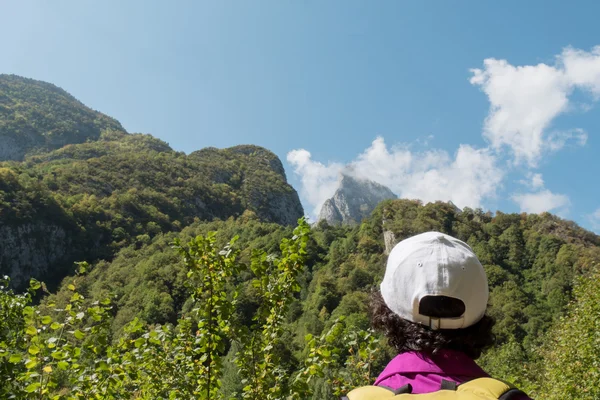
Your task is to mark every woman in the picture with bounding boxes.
[366,232,531,399]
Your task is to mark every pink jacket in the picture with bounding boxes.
[374,350,531,399]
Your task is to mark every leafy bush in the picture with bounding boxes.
[0,219,378,399]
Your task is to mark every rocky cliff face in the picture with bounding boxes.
[246,186,304,226]
[191,144,304,225]
[0,135,23,161]
[235,146,303,225]
[318,174,397,225]
[0,223,76,289]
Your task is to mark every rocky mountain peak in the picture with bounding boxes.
[317,173,397,225]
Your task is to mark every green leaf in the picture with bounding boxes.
[67,284,75,291]
[57,361,69,370]
[41,315,53,325]
[70,292,82,302]
[29,279,41,290]
[96,360,109,371]
[25,382,41,393]
[25,325,37,336]
[77,262,88,274]
[28,345,40,355]
[25,359,38,369]
[74,329,85,340]
[9,353,22,363]
[50,322,62,330]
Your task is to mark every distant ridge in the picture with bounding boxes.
[0,74,126,161]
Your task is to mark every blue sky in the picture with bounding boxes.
[2,1,600,231]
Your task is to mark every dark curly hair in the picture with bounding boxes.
[370,291,495,359]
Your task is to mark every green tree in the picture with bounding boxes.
[535,264,600,399]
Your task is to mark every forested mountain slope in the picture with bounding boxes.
[0,76,303,289]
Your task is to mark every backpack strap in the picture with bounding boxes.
[391,384,413,395]
[344,378,528,400]
[440,379,457,390]
[457,377,528,399]
[343,384,412,400]
[499,388,529,400]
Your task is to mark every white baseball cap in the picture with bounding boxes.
[380,231,489,330]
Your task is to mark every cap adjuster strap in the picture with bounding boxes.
[426,315,465,330]
[429,317,441,330]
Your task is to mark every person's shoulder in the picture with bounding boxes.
[459,377,532,400]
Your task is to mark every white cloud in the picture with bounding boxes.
[286,149,343,218]
[513,171,570,215]
[587,208,600,231]
[470,59,569,165]
[561,46,600,96]
[512,189,570,214]
[288,137,504,218]
[470,46,600,166]
[289,46,600,221]
[546,129,588,152]
[519,172,545,189]
[531,173,544,189]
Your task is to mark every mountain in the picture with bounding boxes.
[318,173,397,225]
[4,75,600,398]
[0,76,303,289]
[0,74,126,161]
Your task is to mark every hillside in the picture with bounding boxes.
[38,198,600,399]
[0,76,303,289]
[2,75,600,398]
[0,74,126,160]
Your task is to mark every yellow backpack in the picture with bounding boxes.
[343,378,527,400]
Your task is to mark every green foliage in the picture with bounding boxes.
[236,219,310,399]
[477,338,537,394]
[45,218,295,337]
[0,218,382,400]
[298,200,600,396]
[1,138,302,289]
[173,232,242,398]
[534,263,600,399]
[0,220,317,399]
[0,271,114,399]
[1,207,600,399]
[0,74,125,161]
[296,318,382,399]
